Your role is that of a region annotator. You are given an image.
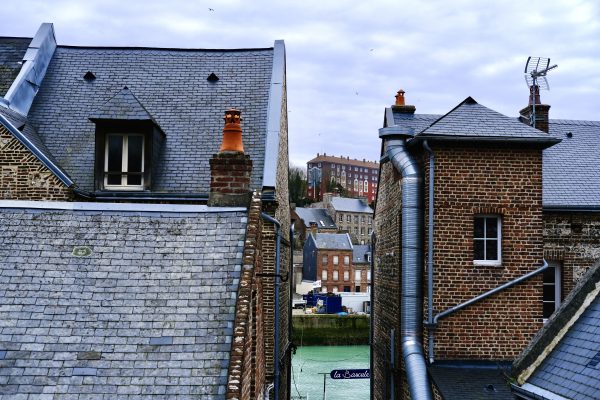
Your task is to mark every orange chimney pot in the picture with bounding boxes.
[219,108,244,153]
[395,89,406,106]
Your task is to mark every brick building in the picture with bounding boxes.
[0,24,291,399]
[302,232,358,293]
[306,153,379,203]
[372,89,600,399]
[352,244,372,293]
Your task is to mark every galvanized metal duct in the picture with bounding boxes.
[386,138,433,400]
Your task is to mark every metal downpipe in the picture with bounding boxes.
[387,139,433,400]
[261,212,281,400]
[423,140,435,364]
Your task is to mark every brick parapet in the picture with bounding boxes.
[0,126,72,200]
[226,191,265,400]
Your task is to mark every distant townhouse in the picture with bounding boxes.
[324,194,374,244]
[291,206,337,244]
[352,244,372,293]
[306,153,379,203]
[303,232,357,293]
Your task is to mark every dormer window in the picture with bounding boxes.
[89,87,164,192]
[105,134,144,189]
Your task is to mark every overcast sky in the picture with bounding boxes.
[3,0,599,167]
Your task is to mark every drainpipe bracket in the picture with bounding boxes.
[423,321,437,330]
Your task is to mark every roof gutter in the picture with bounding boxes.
[382,126,433,400]
[72,188,209,202]
[0,113,74,188]
[543,205,600,213]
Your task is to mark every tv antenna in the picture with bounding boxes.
[524,57,557,128]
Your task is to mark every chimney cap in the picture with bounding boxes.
[219,108,244,153]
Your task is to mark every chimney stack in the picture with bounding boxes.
[392,89,416,114]
[519,85,550,133]
[209,108,253,207]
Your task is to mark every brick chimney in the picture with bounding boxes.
[392,89,416,114]
[208,108,253,207]
[519,85,550,133]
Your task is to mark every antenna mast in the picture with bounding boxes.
[524,57,557,129]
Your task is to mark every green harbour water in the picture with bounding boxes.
[291,345,370,400]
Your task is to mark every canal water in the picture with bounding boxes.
[291,345,370,400]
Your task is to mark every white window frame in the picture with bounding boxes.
[542,260,562,322]
[333,270,339,281]
[104,133,145,190]
[322,270,328,281]
[344,255,350,266]
[332,287,338,293]
[333,256,339,266]
[473,215,502,266]
[343,271,349,281]
[355,270,361,281]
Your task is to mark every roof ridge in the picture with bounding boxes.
[57,44,274,52]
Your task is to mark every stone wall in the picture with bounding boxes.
[291,315,369,346]
[0,125,71,200]
[543,212,600,296]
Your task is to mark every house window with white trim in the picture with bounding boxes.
[355,270,361,281]
[343,271,349,281]
[543,261,562,320]
[333,271,339,281]
[322,270,327,281]
[343,255,350,266]
[473,215,501,266]
[104,134,145,189]
[333,256,339,266]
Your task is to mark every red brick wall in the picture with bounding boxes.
[317,249,354,292]
[0,125,71,200]
[425,145,544,360]
[372,160,403,399]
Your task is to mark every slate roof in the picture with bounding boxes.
[389,102,600,209]
[0,202,247,399]
[294,207,336,229]
[313,232,353,250]
[24,44,274,193]
[544,119,600,208]
[352,244,371,264]
[415,97,559,145]
[330,197,373,214]
[89,86,159,124]
[0,37,30,96]
[512,261,600,400]
[429,362,513,400]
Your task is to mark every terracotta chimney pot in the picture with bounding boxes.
[395,89,406,106]
[219,108,244,153]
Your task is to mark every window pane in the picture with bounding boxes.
[474,240,484,260]
[543,266,555,283]
[107,136,123,173]
[543,284,555,299]
[107,173,121,185]
[127,136,143,186]
[543,301,555,319]
[474,217,484,238]
[486,218,498,238]
[486,240,498,260]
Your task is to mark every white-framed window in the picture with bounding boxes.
[543,261,562,321]
[343,271,349,281]
[322,270,328,280]
[322,255,328,265]
[346,215,351,222]
[104,134,144,189]
[354,179,358,191]
[473,215,502,266]
[333,271,339,281]
[344,256,350,266]
[339,214,343,222]
[333,256,339,266]
[332,287,338,293]
[367,271,371,281]
[355,270,361,281]
[322,286,327,293]
[364,180,368,192]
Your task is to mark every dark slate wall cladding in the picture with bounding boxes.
[0,207,247,398]
[27,46,273,193]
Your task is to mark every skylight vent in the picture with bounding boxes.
[83,71,96,81]
[588,350,600,368]
[207,72,219,82]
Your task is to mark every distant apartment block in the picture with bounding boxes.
[324,194,373,244]
[306,153,379,203]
